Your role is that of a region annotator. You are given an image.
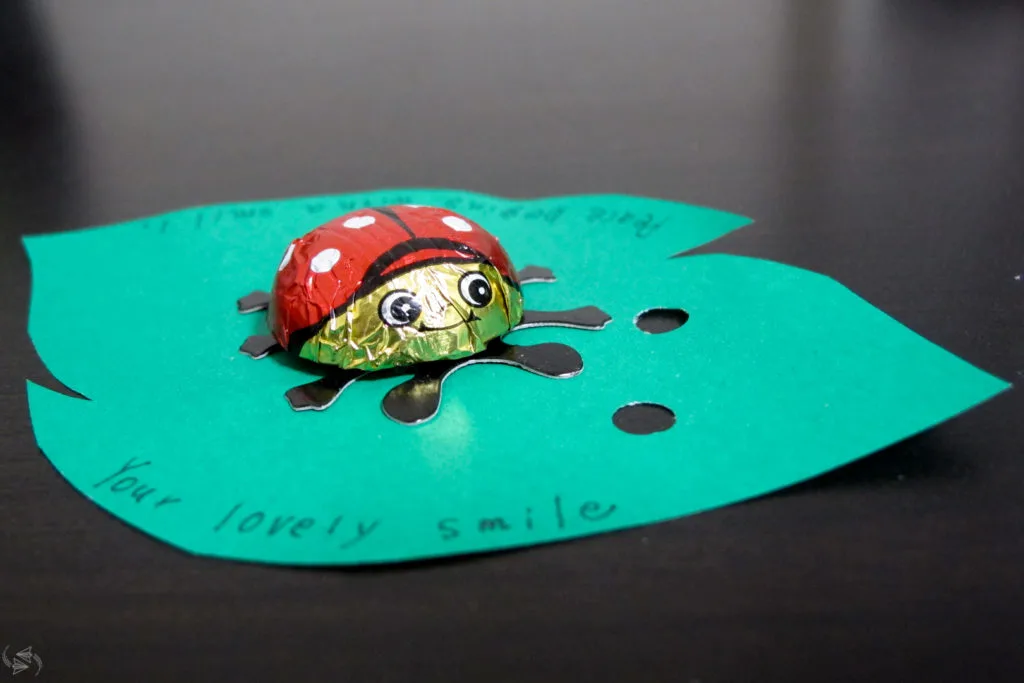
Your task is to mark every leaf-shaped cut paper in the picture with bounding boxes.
[24,190,1008,564]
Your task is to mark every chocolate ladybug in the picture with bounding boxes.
[237,205,612,423]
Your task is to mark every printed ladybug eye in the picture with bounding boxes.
[379,290,422,327]
[459,272,493,307]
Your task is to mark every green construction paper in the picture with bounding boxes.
[24,189,1008,565]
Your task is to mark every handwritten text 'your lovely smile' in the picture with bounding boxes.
[93,458,617,552]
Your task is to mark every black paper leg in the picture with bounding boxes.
[516,265,556,284]
[240,335,281,359]
[516,306,612,331]
[237,291,271,314]
[285,370,364,412]
[381,341,583,425]
[381,361,461,425]
[476,340,584,378]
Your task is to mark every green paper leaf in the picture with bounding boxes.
[24,190,1008,564]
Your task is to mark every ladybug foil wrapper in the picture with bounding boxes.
[269,206,524,371]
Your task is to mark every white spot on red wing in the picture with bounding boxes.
[278,243,296,271]
[343,215,376,229]
[310,248,342,273]
[442,215,473,232]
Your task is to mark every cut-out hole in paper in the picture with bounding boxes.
[635,308,690,334]
[613,402,677,435]
[22,189,1008,565]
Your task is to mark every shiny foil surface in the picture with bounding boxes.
[269,205,523,371]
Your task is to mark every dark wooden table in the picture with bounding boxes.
[3,1,1023,681]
